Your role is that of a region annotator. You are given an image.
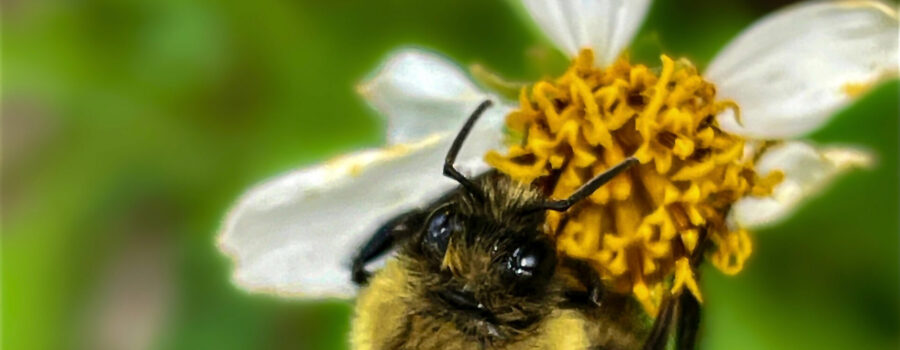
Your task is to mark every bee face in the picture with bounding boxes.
[349,101,647,349]
[400,173,562,340]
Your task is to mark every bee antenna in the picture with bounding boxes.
[528,157,639,213]
[443,100,492,202]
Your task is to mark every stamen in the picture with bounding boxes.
[486,49,781,314]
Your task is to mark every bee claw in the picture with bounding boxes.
[352,266,371,285]
[589,287,603,307]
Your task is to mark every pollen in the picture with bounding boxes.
[486,49,780,315]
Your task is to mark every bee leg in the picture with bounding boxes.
[675,227,709,350]
[351,209,424,285]
[642,296,676,350]
[675,291,701,350]
[561,257,605,307]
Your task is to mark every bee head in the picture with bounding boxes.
[401,173,562,339]
[395,100,638,342]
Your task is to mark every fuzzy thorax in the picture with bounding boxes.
[486,49,781,314]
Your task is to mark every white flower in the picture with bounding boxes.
[218,0,898,298]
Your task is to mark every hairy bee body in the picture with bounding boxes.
[353,260,627,350]
[347,101,694,350]
[351,173,646,350]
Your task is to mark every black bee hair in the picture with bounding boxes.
[350,100,703,349]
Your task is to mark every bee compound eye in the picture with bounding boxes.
[504,239,556,290]
[424,210,458,257]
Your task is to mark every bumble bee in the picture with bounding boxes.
[349,100,703,350]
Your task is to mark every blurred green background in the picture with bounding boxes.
[3,0,898,349]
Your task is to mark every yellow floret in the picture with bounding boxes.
[486,49,780,315]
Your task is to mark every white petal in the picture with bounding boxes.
[729,142,872,229]
[218,109,508,298]
[358,49,500,144]
[522,0,652,67]
[707,1,899,139]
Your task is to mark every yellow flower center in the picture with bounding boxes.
[486,49,781,315]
